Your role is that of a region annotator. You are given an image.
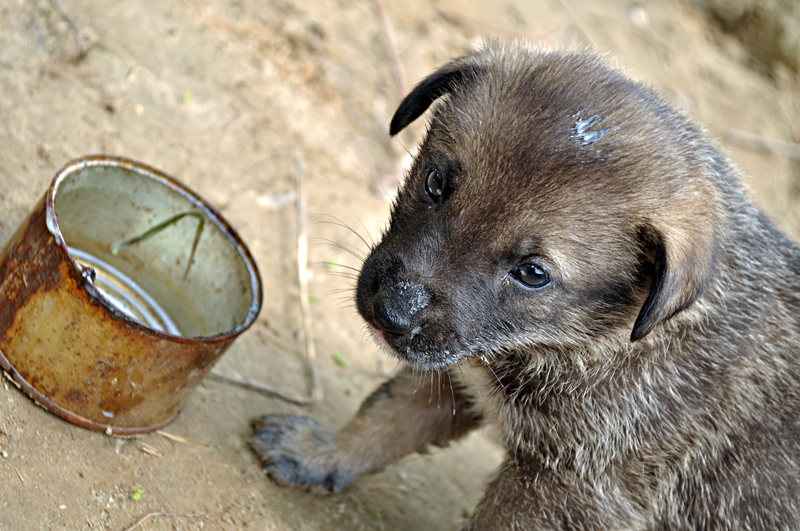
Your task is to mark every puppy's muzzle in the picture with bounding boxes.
[371,281,431,338]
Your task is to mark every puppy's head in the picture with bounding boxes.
[356,44,720,370]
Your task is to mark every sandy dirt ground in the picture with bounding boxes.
[1,0,799,529]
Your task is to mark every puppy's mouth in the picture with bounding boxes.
[359,277,467,369]
[368,324,423,348]
[369,327,389,348]
[365,298,465,370]
[368,325,462,370]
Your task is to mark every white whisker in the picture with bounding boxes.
[447,368,456,416]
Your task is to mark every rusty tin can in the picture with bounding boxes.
[0,156,262,435]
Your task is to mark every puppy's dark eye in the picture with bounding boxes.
[510,263,550,289]
[424,168,445,202]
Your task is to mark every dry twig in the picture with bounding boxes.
[156,430,210,448]
[296,154,322,403]
[123,511,206,531]
[207,155,320,405]
[207,370,313,405]
[374,0,408,97]
[553,0,597,48]
[140,443,163,458]
[435,7,522,35]
[724,129,800,160]
[49,0,87,60]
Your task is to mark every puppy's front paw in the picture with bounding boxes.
[247,414,355,493]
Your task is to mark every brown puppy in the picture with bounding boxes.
[249,43,800,529]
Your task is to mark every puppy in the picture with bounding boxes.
[249,43,800,529]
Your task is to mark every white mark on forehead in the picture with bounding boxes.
[572,111,613,146]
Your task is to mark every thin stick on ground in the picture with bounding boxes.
[122,511,206,531]
[435,8,522,35]
[374,0,408,97]
[207,155,319,405]
[140,444,163,458]
[156,430,210,448]
[207,370,314,405]
[724,129,800,160]
[296,154,322,403]
[49,0,87,60]
[553,0,597,48]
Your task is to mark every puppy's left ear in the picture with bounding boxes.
[389,56,482,136]
[631,219,717,341]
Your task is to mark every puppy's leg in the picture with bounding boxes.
[248,366,481,493]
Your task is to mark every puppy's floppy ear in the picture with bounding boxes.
[631,220,717,341]
[389,56,481,136]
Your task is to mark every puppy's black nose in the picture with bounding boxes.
[371,281,430,337]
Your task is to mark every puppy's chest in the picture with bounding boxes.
[455,358,552,441]
[455,358,628,462]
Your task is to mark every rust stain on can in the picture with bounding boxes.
[0,156,263,435]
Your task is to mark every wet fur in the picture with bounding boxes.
[249,43,800,529]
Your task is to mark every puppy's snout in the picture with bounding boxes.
[371,281,431,337]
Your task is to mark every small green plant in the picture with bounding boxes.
[332,352,350,368]
[110,211,206,280]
